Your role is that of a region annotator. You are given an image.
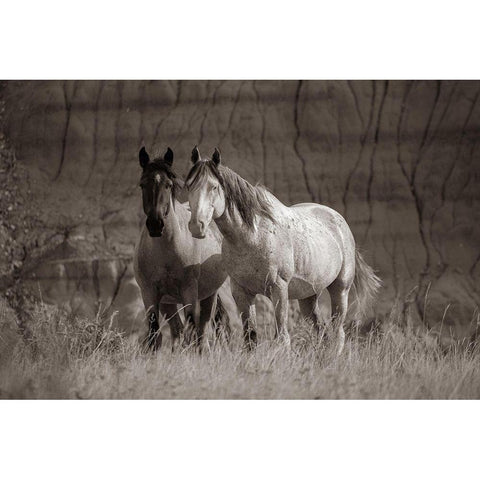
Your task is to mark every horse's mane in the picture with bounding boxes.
[140,156,181,202]
[186,160,275,229]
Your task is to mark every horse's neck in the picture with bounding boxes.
[215,208,257,246]
[214,189,282,245]
[160,198,184,243]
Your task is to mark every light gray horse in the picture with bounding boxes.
[185,147,381,355]
[134,146,233,351]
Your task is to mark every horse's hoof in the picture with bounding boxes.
[273,331,291,348]
[243,329,258,351]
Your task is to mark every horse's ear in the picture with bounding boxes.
[139,147,150,169]
[164,147,174,166]
[191,146,201,164]
[212,147,221,165]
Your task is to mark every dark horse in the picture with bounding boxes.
[133,146,233,351]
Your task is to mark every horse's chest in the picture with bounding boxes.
[145,260,178,289]
[222,241,282,293]
[139,248,185,280]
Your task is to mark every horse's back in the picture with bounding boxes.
[291,202,345,224]
[290,202,354,246]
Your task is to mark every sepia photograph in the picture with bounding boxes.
[1,1,479,478]
[0,79,478,399]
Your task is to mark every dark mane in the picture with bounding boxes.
[186,160,275,228]
[140,157,180,201]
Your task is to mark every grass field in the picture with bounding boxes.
[1,301,479,399]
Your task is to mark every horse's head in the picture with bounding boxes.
[138,146,178,237]
[185,146,226,238]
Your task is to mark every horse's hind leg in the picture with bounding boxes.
[159,303,184,352]
[327,280,351,356]
[298,294,321,336]
[270,279,291,346]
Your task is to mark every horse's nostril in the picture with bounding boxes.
[188,220,205,238]
[146,216,164,237]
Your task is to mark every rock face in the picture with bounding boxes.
[1,80,479,337]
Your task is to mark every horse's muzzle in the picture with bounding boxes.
[188,219,206,239]
[146,216,164,237]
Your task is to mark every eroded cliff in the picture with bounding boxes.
[1,80,479,338]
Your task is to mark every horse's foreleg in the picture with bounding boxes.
[140,287,162,352]
[327,282,350,356]
[159,303,184,352]
[231,280,257,350]
[181,282,199,350]
[197,293,217,352]
[271,280,291,346]
[212,294,231,345]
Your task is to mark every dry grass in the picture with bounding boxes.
[1,302,479,399]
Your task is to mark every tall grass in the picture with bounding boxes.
[1,301,479,399]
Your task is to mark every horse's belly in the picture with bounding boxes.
[288,277,316,299]
[159,294,179,304]
[290,234,342,294]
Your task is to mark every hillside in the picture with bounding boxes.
[1,80,479,340]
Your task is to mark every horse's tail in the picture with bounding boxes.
[350,250,382,324]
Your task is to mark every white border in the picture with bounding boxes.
[2,0,480,79]
[1,1,479,477]
[1,401,478,479]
